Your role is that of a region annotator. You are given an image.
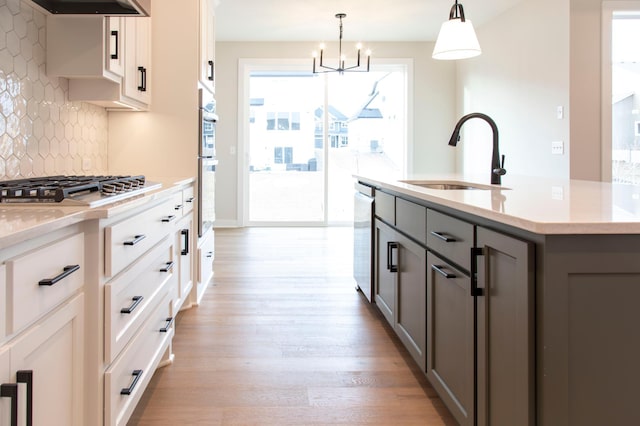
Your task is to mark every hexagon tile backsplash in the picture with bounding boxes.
[0,0,108,180]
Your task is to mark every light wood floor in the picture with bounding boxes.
[128,227,456,425]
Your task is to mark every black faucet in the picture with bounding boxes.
[448,112,507,185]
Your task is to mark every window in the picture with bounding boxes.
[266,112,275,130]
[292,112,301,130]
[277,112,290,130]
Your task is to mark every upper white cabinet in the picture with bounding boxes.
[199,0,216,94]
[46,16,152,110]
[122,17,151,106]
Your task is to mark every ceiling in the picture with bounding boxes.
[215,0,525,42]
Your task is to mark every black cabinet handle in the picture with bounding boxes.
[120,296,143,314]
[430,231,457,243]
[471,247,484,297]
[431,264,456,279]
[120,370,143,395]
[208,60,214,81]
[387,242,399,273]
[160,261,174,273]
[39,264,80,286]
[162,215,176,223]
[137,66,147,92]
[174,204,183,211]
[124,234,146,246]
[186,197,194,203]
[159,316,174,333]
[206,251,213,258]
[16,370,32,426]
[181,229,189,256]
[110,30,119,59]
[0,383,18,426]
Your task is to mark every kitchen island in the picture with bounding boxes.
[356,173,640,426]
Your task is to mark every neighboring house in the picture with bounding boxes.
[314,106,349,149]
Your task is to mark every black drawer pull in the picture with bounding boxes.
[181,229,189,256]
[174,204,183,211]
[137,66,147,92]
[160,261,175,273]
[39,264,80,286]
[186,197,194,203]
[120,370,143,395]
[387,242,398,273]
[208,60,214,81]
[430,231,456,243]
[120,296,143,314]
[110,30,119,59]
[162,215,176,223]
[159,316,174,333]
[0,383,18,426]
[206,251,213,258]
[124,234,146,246]
[17,370,33,426]
[431,264,456,279]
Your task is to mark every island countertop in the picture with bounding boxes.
[356,173,640,235]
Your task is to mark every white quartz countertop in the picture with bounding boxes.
[356,174,640,235]
[0,176,195,249]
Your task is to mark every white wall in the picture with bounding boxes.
[456,0,571,179]
[214,41,456,225]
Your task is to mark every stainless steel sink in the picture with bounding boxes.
[399,180,508,190]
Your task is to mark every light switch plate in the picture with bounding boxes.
[551,141,564,155]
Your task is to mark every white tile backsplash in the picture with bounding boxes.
[0,0,108,180]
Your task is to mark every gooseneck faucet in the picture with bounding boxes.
[448,112,507,185]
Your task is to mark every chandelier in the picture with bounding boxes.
[312,13,371,74]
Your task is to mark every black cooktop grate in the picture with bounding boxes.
[0,175,147,203]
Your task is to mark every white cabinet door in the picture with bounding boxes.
[107,17,125,78]
[123,17,151,105]
[174,214,194,312]
[199,0,216,93]
[9,294,84,426]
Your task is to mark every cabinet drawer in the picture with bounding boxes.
[170,191,184,216]
[396,198,427,246]
[375,191,395,224]
[427,209,474,270]
[7,232,84,333]
[105,289,173,426]
[105,199,174,277]
[105,237,174,364]
[198,229,215,286]
[183,186,195,215]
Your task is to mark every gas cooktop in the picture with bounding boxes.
[0,175,162,207]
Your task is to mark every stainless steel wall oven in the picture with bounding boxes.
[198,88,218,237]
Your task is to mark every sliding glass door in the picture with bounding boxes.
[241,61,408,226]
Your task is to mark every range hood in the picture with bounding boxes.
[30,0,151,16]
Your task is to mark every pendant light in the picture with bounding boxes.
[432,0,481,60]
[312,13,371,74]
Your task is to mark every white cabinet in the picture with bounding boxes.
[9,295,84,426]
[199,0,216,93]
[194,228,214,306]
[46,16,152,110]
[0,227,85,426]
[122,17,151,106]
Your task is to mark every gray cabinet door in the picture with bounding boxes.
[374,219,396,326]
[476,227,534,426]
[395,232,427,371]
[426,252,474,426]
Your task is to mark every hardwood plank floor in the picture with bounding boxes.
[128,227,456,425]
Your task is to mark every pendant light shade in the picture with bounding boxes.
[432,1,481,60]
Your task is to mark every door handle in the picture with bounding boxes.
[181,229,189,255]
[471,247,485,297]
[387,242,399,273]
[17,370,33,426]
[0,383,18,426]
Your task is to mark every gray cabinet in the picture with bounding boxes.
[475,226,535,426]
[426,252,474,426]
[374,219,427,370]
